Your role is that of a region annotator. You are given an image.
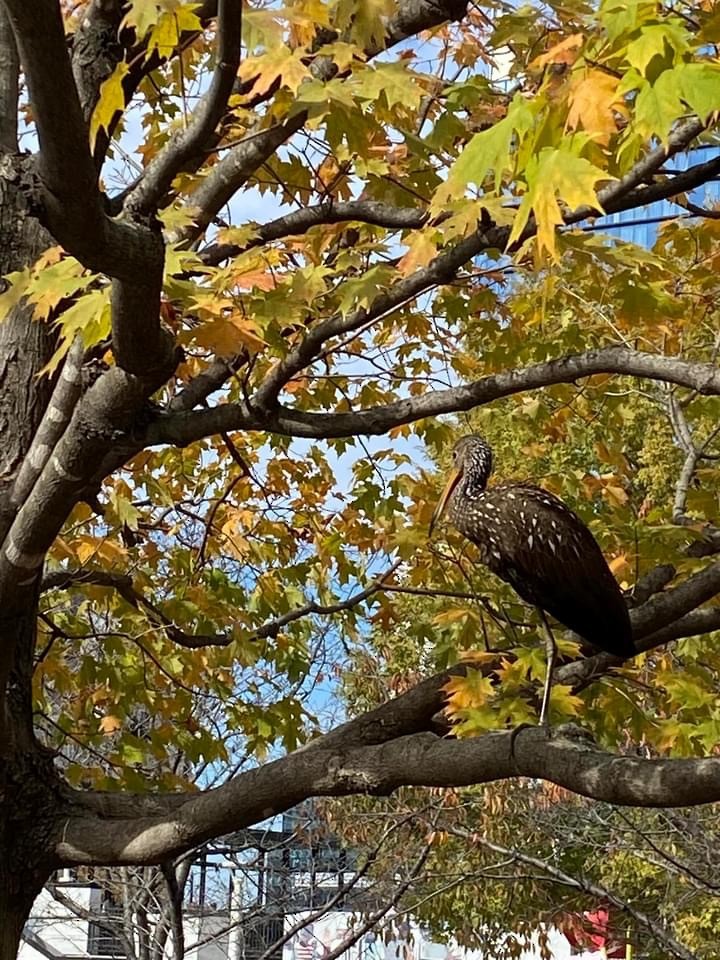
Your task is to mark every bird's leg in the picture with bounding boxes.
[537,609,557,730]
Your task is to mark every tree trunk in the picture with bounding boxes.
[0,156,65,949]
[0,868,44,960]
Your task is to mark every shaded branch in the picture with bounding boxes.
[4,0,175,378]
[70,0,124,125]
[0,360,176,614]
[595,117,706,211]
[168,353,248,413]
[179,114,308,243]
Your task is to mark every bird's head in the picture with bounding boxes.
[429,435,494,535]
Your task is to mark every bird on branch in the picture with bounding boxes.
[429,435,635,726]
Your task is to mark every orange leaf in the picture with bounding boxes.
[532,34,583,68]
[99,715,122,735]
[566,69,624,144]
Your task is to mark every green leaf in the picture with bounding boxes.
[508,144,610,259]
[633,70,685,142]
[447,95,538,193]
[625,22,689,76]
[678,62,720,122]
[41,288,111,377]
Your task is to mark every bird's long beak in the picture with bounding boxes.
[429,466,461,536]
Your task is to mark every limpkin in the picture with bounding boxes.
[429,435,634,726]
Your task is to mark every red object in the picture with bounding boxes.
[561,907,626,957]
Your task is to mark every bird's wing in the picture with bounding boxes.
[481,485,633,656]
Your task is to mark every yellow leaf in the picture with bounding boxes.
[148,2,201,55]
[89,62,130,151]
[121,0,163,39]
[193,313,267,357]
[238,45,311,97]
[99,715,122,735]
[76,540,99,565]
[508,145,610,260]
[604,484,629,507]
[397,232,437,276]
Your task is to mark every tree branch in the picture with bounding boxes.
[199,200,429,267]
[125,0,243,217]
[179,114,308,243]
[41,561,401,650]
[56,727,720,866]
[147,346,720,446]
[177,0,470,244]
[70,0,124,125]
[11,337,84,510]
[4,0,176,377]
[442,824,697,960]
[252,222,506,411]
[593,117,706,213]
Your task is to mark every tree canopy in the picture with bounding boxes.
[1,0,720,953]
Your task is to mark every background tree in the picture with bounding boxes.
[1,0,720,955]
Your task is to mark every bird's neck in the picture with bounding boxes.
[461,471,488,501]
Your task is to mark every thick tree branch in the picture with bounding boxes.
[125,0,243,217]
[56,727,720,866]
[167,353,248,413]
[70,0,124,125]
[11,337,84,510]
[3,0,103,246]
[147,346,720,445]
[0,2,18,152]
[601,153,720,221]
[0,360,176,615]
[199,201,429,267]
[179,114,308,243]
[593,117,706,213]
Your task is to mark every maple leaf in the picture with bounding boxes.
[89,61,130,150]
[148,1,202,56]
[531,33,584,69]
[633,71,685,142]
[334,0,392,50]
[625,21,690,76]
[566,69,624,143]
[509,144,610,259]
[238,45,311,98]
[397,232,438,276]
[99,715,123,735]
[120,0,163,38]
[442,94,537,200]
